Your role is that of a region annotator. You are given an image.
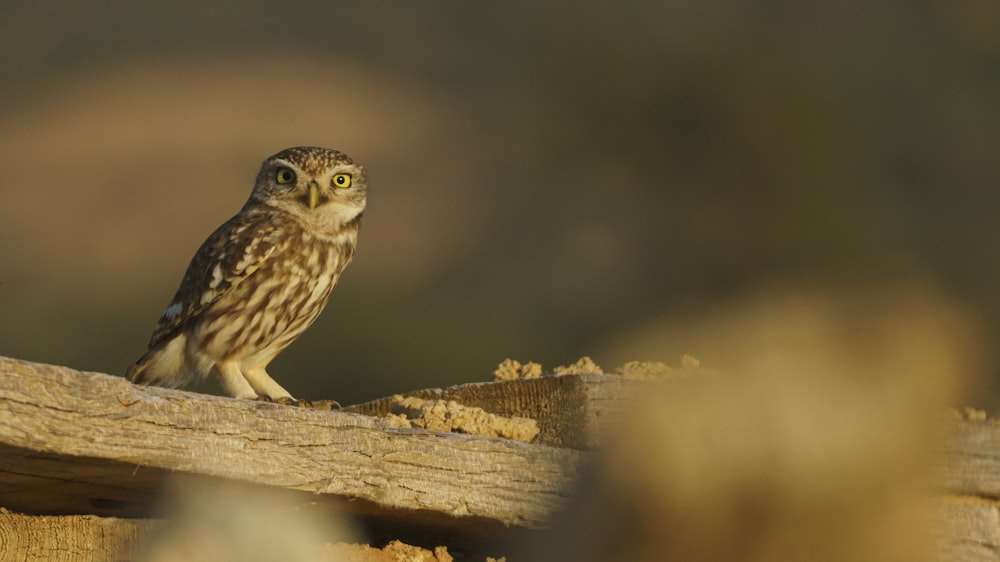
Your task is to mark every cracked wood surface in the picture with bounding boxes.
[0,355,583,530]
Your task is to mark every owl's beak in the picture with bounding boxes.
[307,181,320,210]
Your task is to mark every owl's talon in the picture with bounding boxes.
[252,395,340,409]
[274,398,342,409]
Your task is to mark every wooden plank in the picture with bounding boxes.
[0,511,476,562]
[345,373,645,449]
[938,419,1000,498]
[934,496,1000,562]
[0,356,584,532]
[0,513,151,562]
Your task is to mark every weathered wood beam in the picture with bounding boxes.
[0,356,584,532]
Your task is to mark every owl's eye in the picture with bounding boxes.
[332,173,352,189]
[275,167,296,185]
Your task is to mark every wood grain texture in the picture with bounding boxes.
[0,355,584,529]
[0,513,153,562]
[0,512,471,562]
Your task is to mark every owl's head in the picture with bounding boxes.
[249,146,367,228]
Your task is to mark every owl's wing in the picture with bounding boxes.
[146,210,283,349]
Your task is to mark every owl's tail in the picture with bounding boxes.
[125,334,189,388]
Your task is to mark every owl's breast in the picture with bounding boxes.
[193,225,358,362]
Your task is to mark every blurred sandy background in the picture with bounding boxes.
[0,1,997,406]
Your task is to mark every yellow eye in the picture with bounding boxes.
[275,167,296,184]
[332,173,352,188]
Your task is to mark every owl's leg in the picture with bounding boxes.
[242,366,294,401]
[213,361,259,399]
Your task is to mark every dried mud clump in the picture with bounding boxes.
[493,358,543,381]
[950,406,988,421]
[387,395,540,443]
[553,356,604,376]
[614,360,672,379]
[494,355,710,381]
[326,540,462,562]
[616,355,721,381]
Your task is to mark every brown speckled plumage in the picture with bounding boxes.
[126,147,366,400]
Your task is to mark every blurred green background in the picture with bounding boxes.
[0,1,997,406]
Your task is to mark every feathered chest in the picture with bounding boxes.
[148,207,361,354]
[229,224,357,308]
[187,221,359,359]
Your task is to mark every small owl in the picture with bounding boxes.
[126,146,366,401]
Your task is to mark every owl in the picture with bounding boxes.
[126,146,367,402]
